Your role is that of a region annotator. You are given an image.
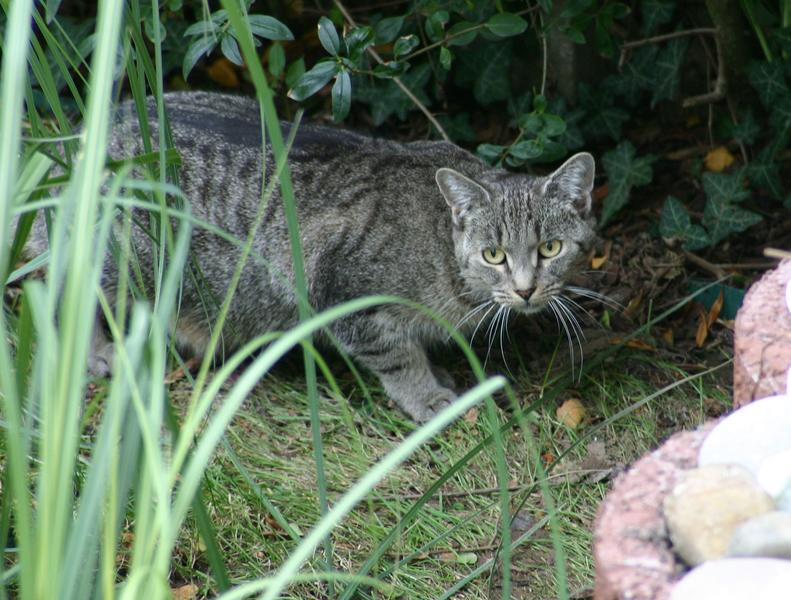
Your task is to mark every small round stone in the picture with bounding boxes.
[727,511,791,559]
[698,394,791,476]
[757,447,791,510]
[663,464,775,566]
[671,558,791,600]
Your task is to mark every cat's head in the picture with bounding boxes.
[435,153,596,315]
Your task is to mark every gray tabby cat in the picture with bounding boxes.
[30,91,597,422]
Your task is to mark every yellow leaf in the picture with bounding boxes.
[556,398,586,429]
[207,58,240,88]
[591,240,612,269]
[172,584,198,600]
[704,146,735,172]
[661,328,674,346]
[707,290,724,327]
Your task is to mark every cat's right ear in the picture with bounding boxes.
[435,168,490,226]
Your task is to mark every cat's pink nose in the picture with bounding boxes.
[515,288,535,300]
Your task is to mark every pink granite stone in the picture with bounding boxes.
[733,259,791,408]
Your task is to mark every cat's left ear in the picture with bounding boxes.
[543,152,595,215]
[436,168,490,226]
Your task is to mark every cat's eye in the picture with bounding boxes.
[538,240,563,258]
[482,247,506,265]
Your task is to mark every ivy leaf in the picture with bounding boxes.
[748,60,789,108]
[659,196,710,250]
[318,16,341,56]
[351,63,432,125]
[183,34,218,80]
[601,141,655,225]
[332,70,352,122]
[651,37,688,106]
[702,171,749,204]
[731,110,760,145]
[221,33,243,66]
[374,15,404,44]
[485,13,528,37]
[184,20,219,36]
[704,195,762,245]
[246,15,293,41]
[345,26,374,62]
[641,0,675,35]
[745,148,783,199]
[288,59,339,101]
[436,113,477,142]
[455,40,513,105]
[610,46,657,105]
[578,83,629,141]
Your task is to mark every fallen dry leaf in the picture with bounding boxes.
[207,57,240,88]
[172,584,199,600]
[661,327,674,346]
[463,406,479,425]
[592,183,609,203]
[556,399,586,429]
[707,290,724,327]
[541,451,556,465]
[695,308,709,348]
[591,240,613,270]
[704,146,735,172]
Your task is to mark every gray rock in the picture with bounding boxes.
[698,394,791,476]
[663,464,775,566]
[727,511,791,559]
[671,558,791,600]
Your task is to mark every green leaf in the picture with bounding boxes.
[183,35,218,80]
[439,46,453,70]
[745,148,783,199]
[731,110,760,145]
[288,59,339,101]
[372,61,409,78]
[455,40,513,105]
[345,26,374,61]
[610,46,657,105]
[351,63,432,125]
[393,34,419,58]
[484,13,528,37]
[702,171,749,204]
[446,21,478,47]
[247,15,294,41]
[641,0,674,35]
[659,196,710,250]
[221,33,243,66]
[601,141,655,225]
[185,20,220,36]
[651,37,688,107]
[510,139,543,161]
[436,113,477,142]
[425,11,450,42]
[748,60,789,108]
[477,143,504,163]
[542,113,567,137]
[268,42,285,77]
[374,15,404,44]
[332,70,352,122]
[704,194,762,245]
[318,16,341,55]
[579,84,629,141]
[285,57,306,88]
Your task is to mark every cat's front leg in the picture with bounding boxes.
[349,336,457,423]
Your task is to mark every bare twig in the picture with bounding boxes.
[683,31,726,108]
[682,249,727,279]
[620,27,717,51]
[333,0,450,140]
[765,247,791,260]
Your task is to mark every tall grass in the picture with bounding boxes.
[0,1,583,598]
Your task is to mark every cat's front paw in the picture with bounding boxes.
[405,388,457,424]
